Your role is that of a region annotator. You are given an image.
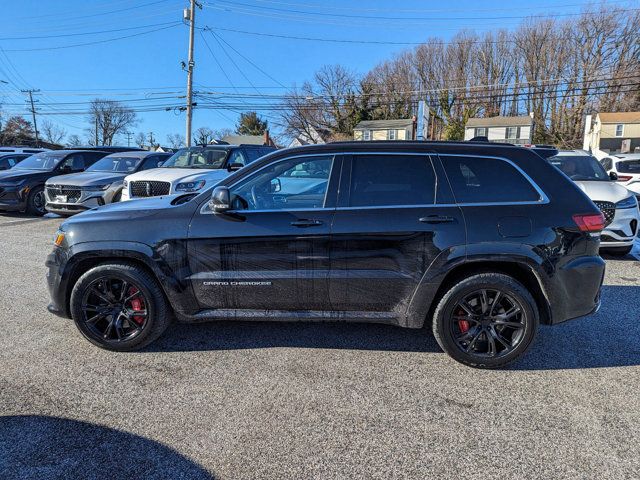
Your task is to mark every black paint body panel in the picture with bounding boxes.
[47,141,605,329]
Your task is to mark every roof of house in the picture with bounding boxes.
[597,112,640,124]
[466,115,533,128]
[354,119,414,130]
[222,134,266,145]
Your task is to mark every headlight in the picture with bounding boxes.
[615,196,638,209]
[83,183,112,192]
[175,180,206,192]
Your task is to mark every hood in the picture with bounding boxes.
[0,168,50,184]
[124,167,231,184]
[574,180,633,203]
[68,193,186,222]
[46,171,126,188]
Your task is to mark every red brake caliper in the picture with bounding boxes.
[128,287,145,324]
[457,308,470,333]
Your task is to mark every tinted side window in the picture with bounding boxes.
[140,155,165,170]
[349,154,436,207]
[59,154,85,171]
[601,158,612,170]
[441,155,541,203]
[228,150,248,166]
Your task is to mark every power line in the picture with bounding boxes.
[3,22,181,52]
[0,21,184,41]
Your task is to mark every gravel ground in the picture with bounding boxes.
[0,213,639,480]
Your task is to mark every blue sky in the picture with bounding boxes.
[0,0,633,145]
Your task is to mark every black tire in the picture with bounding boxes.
[26,185,46,216]
[70,262,172,351]
[602,245,633,257]
[432,273,539,369]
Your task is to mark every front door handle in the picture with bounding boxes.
[419,215,455,224]
[291,219,323,228]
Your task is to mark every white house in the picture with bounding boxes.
[464,115,534,144]
[583,112,640,159]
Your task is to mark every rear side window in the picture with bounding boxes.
[441,155,541,203]
[349,154,436,207]
[601,158,612,171]
[617,160,640,173]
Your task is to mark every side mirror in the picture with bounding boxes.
[227,162,244,172]
[209,186,231,212]
[609,171,618,181]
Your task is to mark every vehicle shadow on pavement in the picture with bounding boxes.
[513,285,640,370]
[149,320,441,354]
[0,415,214,480]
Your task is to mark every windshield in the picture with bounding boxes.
[14,152,66,171]
[87,156,142,173]
[617,160,640,174]
[162,147,229,169]
[549,155,609,181]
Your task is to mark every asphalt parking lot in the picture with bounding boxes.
[0,213,639,480]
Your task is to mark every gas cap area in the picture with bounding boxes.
[498,216,532,238]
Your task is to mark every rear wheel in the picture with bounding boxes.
[70,262,171,351]
[432,273,539,368]
[26,186,46,216]
[602,245,633,257]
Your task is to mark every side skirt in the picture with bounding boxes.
[174,309,409,326]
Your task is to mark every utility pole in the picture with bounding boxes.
[148,131,156,149]
[124,131,133,147]
[95,117,99,146]
[184,0,201,147]
[22,89,40,147]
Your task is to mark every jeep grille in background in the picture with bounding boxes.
[46,185,82,203]
[593,200,615,226]
[130,180,171,198]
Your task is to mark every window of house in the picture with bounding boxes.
[505,127,519,140]
[441,155,542,203]
[387,129,396,140]
[615,124,624,137]
[363,130,371,141]
[349,154,436,207]
[474,127,487,137]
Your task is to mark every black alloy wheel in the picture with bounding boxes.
[27,186,46,216]
[450,289,525,358]
[432,273,538,368]
[81,277,149,343]
[70,263,171,351]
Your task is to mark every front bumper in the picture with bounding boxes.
[0,185,28,212]
[600,206,639,247]
[46,247,72,318]
[45,186,119,216]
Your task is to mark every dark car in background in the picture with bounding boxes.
[0,153,31,170]
[45,151,171,216]
[47,141,606,368]
[0,150,110,215]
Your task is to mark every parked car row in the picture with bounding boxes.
[46,140,610,368]
[0,144,277,216]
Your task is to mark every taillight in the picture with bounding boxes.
[573,213,605,232]
[616,175,633,182]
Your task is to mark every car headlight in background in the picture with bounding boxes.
[175,180,206,192]
[83,183,112,192]
[615,196,638,209]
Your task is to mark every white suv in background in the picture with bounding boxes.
[550,150,639,256]
[121,144,276,201]
[600,153,640,202]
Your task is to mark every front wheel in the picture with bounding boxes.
[26,186,46,216]
[432,273,539,368]
[70,262,172,351]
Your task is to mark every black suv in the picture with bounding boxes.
[46,142,605,368]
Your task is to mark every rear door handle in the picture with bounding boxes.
[419,215,455,224]
[290,219,323,228]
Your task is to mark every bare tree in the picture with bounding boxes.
[193,127,215,145]
[40,120,66,145]
[88,99,137,146]
[66,134,82,147]
[135,132,146,149]
[166,133,185,149]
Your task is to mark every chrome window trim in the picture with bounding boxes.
[200,152,336,215]
[200,150,549,215]
[438,153,549,205]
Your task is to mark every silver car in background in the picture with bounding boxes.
[45,151,170,216]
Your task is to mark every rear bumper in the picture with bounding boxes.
[548,255,606,325]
